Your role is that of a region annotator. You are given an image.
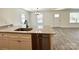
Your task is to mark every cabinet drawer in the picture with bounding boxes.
[8,38,32,50]
[11,38,32,42]
[38,34,49,38]
[0,39,9,49]
[3,33,31,38]
[0,33,3,37]
[42,34,49,38]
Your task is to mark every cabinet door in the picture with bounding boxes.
[37,34,50,50]
[41,34,50,50]
[32,34,50,50]
[0,33,9,50]
[8,38,32,50]
[18,38,32,50]
[3,33,32,50]
[8,38,20,50]
[0,39,9,50]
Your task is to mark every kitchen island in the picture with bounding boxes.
[0,26,55,50]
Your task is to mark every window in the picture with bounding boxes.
[36,13,43,29]
[54,14,60,18]
[21,14,26,24]
[70,13,79,23]
[37,14,43,23]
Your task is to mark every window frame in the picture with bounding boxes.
[36,13,43,29]
[70,13,79,23]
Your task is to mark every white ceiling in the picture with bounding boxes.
[23,8,66,12]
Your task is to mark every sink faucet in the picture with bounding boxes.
[24,20,29,28]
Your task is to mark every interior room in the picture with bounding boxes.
[0,8,79,50]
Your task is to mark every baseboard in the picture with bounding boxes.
[52,27,79,29]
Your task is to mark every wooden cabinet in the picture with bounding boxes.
[0,33,9,49]
[32,34,51,50]
[0,32,51,50]
[0,33,32,50]
[40,34,50,50]
[8,38,32,50]
[0,39,9,49]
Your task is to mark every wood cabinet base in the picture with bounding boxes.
[32,34,51,50]
[0,33,32,50]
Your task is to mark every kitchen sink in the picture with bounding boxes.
[15,28,32,31]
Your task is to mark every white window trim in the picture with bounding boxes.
[70,13,79,23]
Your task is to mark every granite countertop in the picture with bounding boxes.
[0,26,56,34]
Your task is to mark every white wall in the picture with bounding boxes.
[16,9,31,26]
[30,11,53,28]
[0,8,30,26]
[59,9,79,27]
[30,13,37,28]
[0,8,79,28]
[30,9,79,28]
[30,11,62,28]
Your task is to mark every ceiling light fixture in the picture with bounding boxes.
[34,8,40,15]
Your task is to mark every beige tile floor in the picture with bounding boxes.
[52,27,79,50]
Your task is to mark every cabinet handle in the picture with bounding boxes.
[17,40,22,43]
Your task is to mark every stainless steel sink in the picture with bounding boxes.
[15,28,32,31]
